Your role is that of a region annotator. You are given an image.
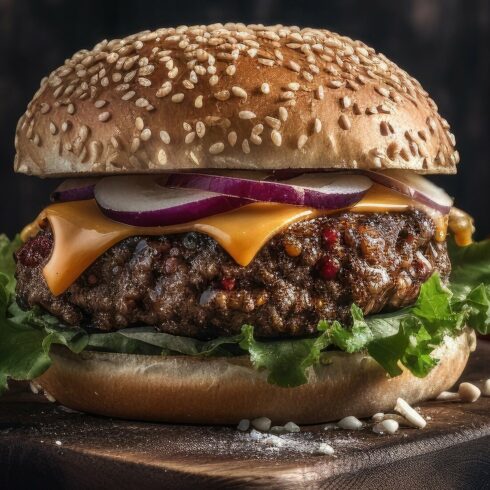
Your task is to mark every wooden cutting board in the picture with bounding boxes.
[0,342,488,490]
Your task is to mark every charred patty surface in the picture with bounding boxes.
[15,211,450,338]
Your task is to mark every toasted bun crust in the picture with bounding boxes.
[15,24,458,177]
[35,330,474,424]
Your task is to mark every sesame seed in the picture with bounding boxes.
[265,116,281,130]
[261,83,270,94]
[214,90,230,101]
[139,64,155,76]
[40,103,51,114]
[135,117,144,131]
[140,128,152,141]
[387,142,400,160]
[122,90,135,100]
[194,65,206,76]
[242,138,250,154]
[98,111,111,122]
[376,86,390,97]
[239,110,256,120]
[183,122,192,132]
[171,93,184,103]
[49,122,57,135]
[131,137,141,153]
[287,82,300,91]
[228,131,237,147]
[106,52,119,63]
[250,134,262,145]
[328,79,343,89]
[209,142,225,154]
[232,86,247,99]
[79,125,89,141]
[124,70,137,83]
[168,67,179,79]
[94,99,107,108]
[258,58,274,66]
[339,114,351,130]
[183,79,194,90]
[280,91,295,100]
[110,136,120,148]
[156,81,172,98]
[160,130,171,144]
[194,95,203,108]
[278,107,288,122]
[252,124,264,136]
[157,148,167,165]
[287,60,301,72]
[271,130,282,146]
[112,72,122,82]
[185,132,196,144]
[302,71,313,82]
[226,64,236,76]
[297,134,308,149]
[314,118,322,133]
[138,77,152,87]
[135,98,149,108]
[380,121,390,136]
[196,121,206,138]
[209,75,219,86]
[316,85,325,100]
[340,96,351,108]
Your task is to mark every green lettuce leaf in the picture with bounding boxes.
[0,234,21,298]
[239,324,332,387]
[0,234,489,390]
[448,237,490,334]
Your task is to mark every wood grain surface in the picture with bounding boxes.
[0,343,488,489]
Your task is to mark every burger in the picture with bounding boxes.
[0,23,488,424]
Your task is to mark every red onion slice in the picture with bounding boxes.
[51,178,98,202]
[361,169,453,214]
[166,172,372,210]
[94,176,252,227]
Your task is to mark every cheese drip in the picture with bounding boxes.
[22,185,455,296]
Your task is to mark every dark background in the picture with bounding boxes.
[0,0,488,238]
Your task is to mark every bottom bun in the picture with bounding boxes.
[36,329,475,424]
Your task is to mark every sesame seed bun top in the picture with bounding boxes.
[14,23,459,177]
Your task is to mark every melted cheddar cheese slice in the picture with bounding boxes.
[23,185,458,296]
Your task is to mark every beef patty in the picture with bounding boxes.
[15,210,450,338]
